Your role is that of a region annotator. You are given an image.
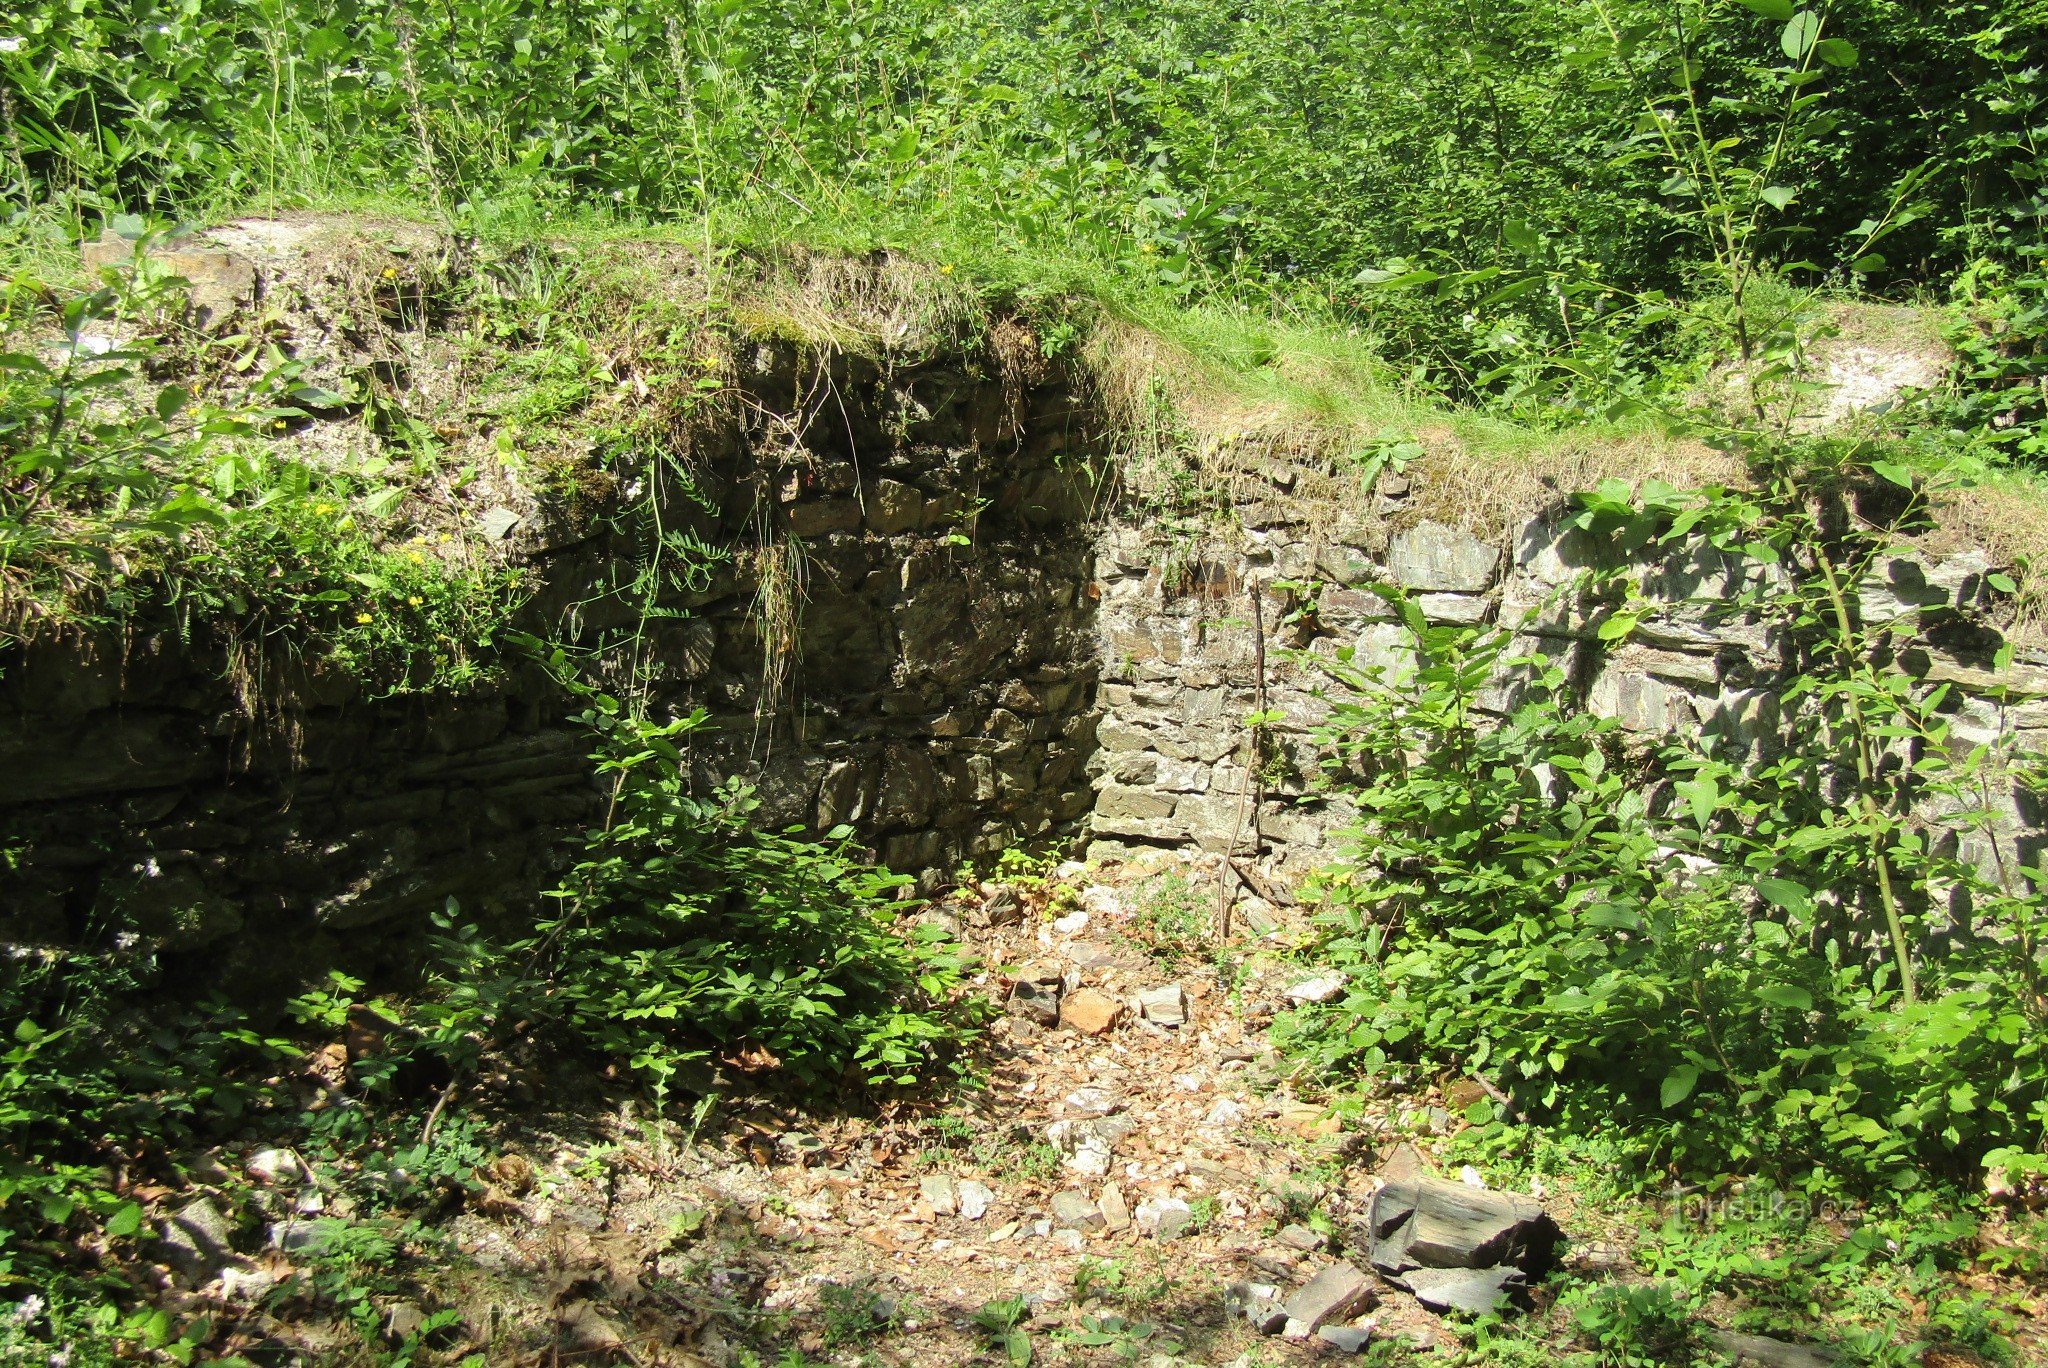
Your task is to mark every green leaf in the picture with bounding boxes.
[1596,610,1639,642]
[1780,10,1820,59]
[361,486,406,517]
[1735,0,1796,18]
[1868,460,1915,489]
[1813,37,1858,67]
[155,385,189,421]
[1987,572,2017,594]
[1755,878,1814,918]
[1675,776,1719,828]
[1757,984,1814,1011]
[1759,186,1796,210]
[105,1201,144,1237]
[1661,1065,1700,1109]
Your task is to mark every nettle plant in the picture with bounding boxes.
[399,656,980,1106]
[1280,476,2047,1190]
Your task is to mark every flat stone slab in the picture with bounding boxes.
[1050,1189,1103,1231]
[1280,1260,1374,1333]
[1704,1329,1839,1368]
[1137,984,1187,1026]
[1403,1265,1524,1316]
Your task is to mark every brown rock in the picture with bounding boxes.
[1443,1078,1489,1112]
[1061,988,1124,1035]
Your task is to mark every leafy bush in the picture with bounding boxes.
[1275,559,2048,1189]
[543,692,977,1092]
[406,675,981,1102]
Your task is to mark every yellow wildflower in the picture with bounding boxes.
[939,264,955,275]
[381,266,398,279]
[407,595,424,607]
[355,612,374,624]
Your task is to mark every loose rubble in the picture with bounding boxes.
[125,849,1585,1364]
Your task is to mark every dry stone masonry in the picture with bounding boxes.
[1084,486,2046,889]
[2,223,2041,993]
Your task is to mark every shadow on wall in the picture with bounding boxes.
[0,343,1112,995]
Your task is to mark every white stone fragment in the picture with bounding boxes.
[1284,973,1349,1004]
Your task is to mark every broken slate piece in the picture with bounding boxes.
[1137,984,1188,1026]
[1098,1181,1132,1233]
[1050,1189,1104,1231]
[1368,1174,1560,1278]
[1703,1329,1839,1368]
[1280,1260,1375,1334]
[1403,1265,1524,1316]
[1276,1223,1324,1252]
[1226,1282,1287,1335]
[1317,1324,1375,1353]
[1009,978,1061,1027]
[980,888,1023,926]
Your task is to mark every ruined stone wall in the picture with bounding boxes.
[1083,480,2048,887]
[5,222,2043,990]
[0,332,1103,986]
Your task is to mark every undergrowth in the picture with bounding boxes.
[0,227,519,692]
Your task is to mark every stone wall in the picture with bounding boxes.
[4,224,2043,992]
[0,637,589,992]
[0,311,1103,985]
[1083,479,2047,887]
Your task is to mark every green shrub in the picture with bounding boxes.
[1275,567,2048,1190]
[412,677,982,1101]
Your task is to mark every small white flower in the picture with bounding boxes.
[0,37,24,54]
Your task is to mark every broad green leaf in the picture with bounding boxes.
[1759,186,1796,210]
[105,1201,144,1237]
[1868,460,1915,488]
[1675,776,1719,827]
[1755,878,1813,917]
[1814,37,1858,67]
[1661,1065,1700,1109]
[1756,984,1814,1010]
[1780,10,1820,59]
[361,486,406,517]
[1735,0,1796,18]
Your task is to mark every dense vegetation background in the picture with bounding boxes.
[5,0,2045,413]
